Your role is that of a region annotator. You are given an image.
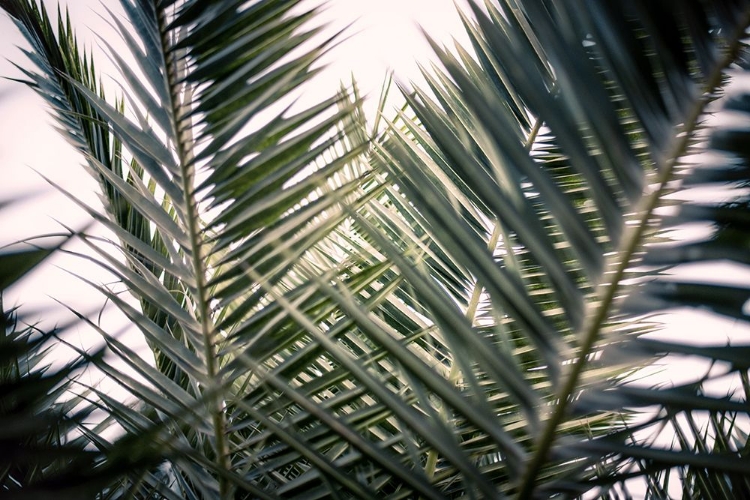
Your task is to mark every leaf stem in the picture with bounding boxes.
[155,6,231,497]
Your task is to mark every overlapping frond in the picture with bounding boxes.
[0,197,167,498]
[1,0,379,496]
[376,0,750,497]
[3,0,750,498]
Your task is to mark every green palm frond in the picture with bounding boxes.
[2,0,382,497]
[0,306,168,500]
[0,305,99,499]
[377,0,750,496]
[3,0,750,498]
[0,221,95,498]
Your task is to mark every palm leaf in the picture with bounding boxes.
[2,0,385,497]
[0,200,166,498]
[379,0,750,496]
[3,0,750,498]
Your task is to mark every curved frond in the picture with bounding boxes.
[380,0,750,496]
[3,0,750,498]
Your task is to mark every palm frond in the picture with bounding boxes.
[2,0,382,496]
[379,0,750,496]
[4,0,750,498]
[0,199,166,498]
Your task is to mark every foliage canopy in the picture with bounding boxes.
[2,0,750,498]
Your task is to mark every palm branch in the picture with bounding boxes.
[1,0,750,498]
[377,0,750,496]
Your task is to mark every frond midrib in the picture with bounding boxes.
[152,3,231,495]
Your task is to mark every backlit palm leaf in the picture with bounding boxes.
[2,0,750,498]
[378,0,750,497]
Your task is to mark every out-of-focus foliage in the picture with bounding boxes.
[1,0,750,498]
